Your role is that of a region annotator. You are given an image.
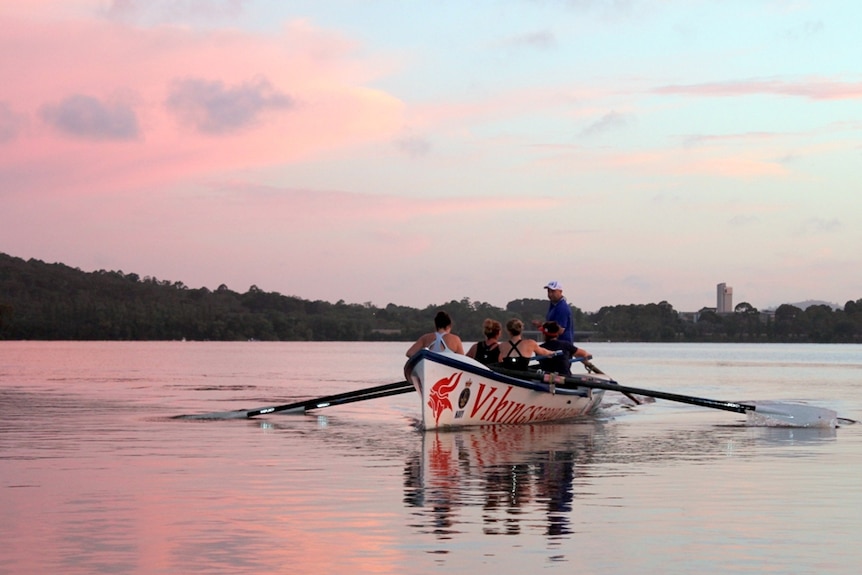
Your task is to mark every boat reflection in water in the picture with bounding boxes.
[401,420,838,541]
[403,422,604,538]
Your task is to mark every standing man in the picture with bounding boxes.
[542,280,575,343]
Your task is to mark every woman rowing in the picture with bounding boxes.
[405,310,465,357]
[466,318,502,365]
[496,318,556,370]
[537,320,591,375]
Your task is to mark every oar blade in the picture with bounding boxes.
[246,405,306,417]
[173,409,251,420]
[747,402,838,428]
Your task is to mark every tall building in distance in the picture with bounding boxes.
[717,282,733,313]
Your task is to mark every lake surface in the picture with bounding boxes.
[1,341,861,574]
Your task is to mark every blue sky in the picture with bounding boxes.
[1,1,860,312]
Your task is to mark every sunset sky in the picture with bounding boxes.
[2,1,860,312]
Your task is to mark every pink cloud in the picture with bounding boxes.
[536,148,788,179]
[406,84,609,134]
[654,78,862,101]
[0,102,23,141]
[40,94,140,140]
[193,182,561,227]
[0,14,404,197]
[164,77,294,135]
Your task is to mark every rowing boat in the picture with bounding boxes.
[184,350,847,430]
[403,348,609,429]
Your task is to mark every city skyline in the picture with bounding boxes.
[2,2,861,313]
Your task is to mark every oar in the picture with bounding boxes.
[530,356,641,405]
[580,360,641,405]
[246,381,415,418]
[177,381,415,420]
[492,367,838,428]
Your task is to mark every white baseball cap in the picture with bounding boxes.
[543,280,563,291]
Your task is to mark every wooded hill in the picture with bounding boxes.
[2,252,861,343]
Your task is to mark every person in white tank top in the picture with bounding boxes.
[405,310,465,357]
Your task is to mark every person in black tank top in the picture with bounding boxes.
[495,318,556,370]
[502,339,531,370]
[467,319,502,365]
[475,340,501,365]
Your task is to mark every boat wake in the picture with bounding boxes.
[601,392,654,409]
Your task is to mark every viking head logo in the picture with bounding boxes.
[428,372,461,424]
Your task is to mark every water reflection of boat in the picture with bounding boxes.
[401,420,838,540]
[403,422,604,537]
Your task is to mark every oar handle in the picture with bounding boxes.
[530,352,594,364]
[582,359,602,373]
[578,359,640,404]
[529,350,564,362]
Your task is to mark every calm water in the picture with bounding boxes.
[1,341,861,575]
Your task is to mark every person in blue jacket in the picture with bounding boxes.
[541,280,575,343]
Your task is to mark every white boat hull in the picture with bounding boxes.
[404,349,608,430]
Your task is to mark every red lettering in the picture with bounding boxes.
[482,386,513,421]
[501,402,528,424]
[469,383,499,418]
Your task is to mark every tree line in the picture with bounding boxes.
[2,252,861,343]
